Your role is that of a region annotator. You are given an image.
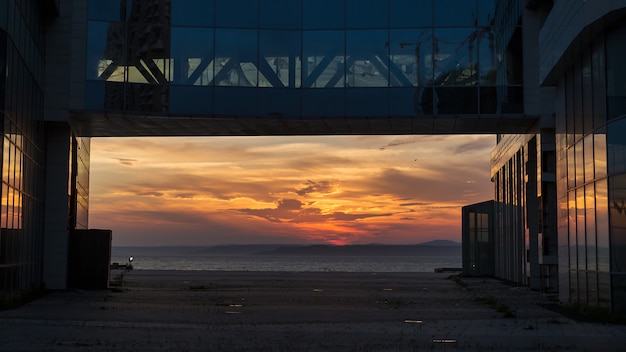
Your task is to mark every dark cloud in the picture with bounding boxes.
[450,137,494,155]
[136,191,164,197]
[237,198,393,224]
[295,180,335,196]
[399,202,431,207]
[277,198,303,211]
[174,193,198,199]
[116,158,138,166]
[379,138,417,150]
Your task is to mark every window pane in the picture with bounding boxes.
[215,29,258,87]
[592,39,606,127]
[86,21,125,81]
[172,0,215,27]
[259,30,301,88]
[346,30,389,87]
[302,0,344,29]
[214,87,257,116]
[434,28,477,86]
[568,191,577,270]
[595,131,607,178]
[389,29,433,87]
[596,180,610,272]
[170,86,213,115]
[575,141,584,186]
[171,28,214,86]
[260,0,301,29]
[584,134,594,182]
[607,26,626,120]
[88,0,124,21]
[608,118,626,175]
[434,0,476,27]
[346,88,388,117]
[576,187,586,270]
[302,89,344,117]
[389,0,432,28]
[477,0,496,26]
[586,185,597,271]
[346,0,388,29]
[258,89,301,118]
[216,0,258,28]
[302,31,345,88]
[610,174,626,273]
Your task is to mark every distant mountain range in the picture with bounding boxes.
[112,240,461,257]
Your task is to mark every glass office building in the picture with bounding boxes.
[2,0,626,316]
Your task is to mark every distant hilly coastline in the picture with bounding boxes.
[254,242,460,257]
[112,240,461,257]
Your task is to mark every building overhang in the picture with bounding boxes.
[68,112,537,137]
[539,1,626,86]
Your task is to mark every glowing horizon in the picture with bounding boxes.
[89,135,495,246]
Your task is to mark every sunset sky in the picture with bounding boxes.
[88,135,495,246]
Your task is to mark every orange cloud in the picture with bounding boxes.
[89,135,494,246]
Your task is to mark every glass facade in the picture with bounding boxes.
[556,23,626,315]
[0,0,47,299]
[462,201,495,276]
[85,0,522,118]
[491,135,529,285]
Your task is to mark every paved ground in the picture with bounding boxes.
[1,270,625,351]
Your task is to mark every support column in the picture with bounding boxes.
[43,123,71,290]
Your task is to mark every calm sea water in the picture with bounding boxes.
[110,254,461,273]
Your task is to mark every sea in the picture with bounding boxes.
[111,249,461,273]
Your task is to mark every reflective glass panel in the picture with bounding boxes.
[215,0,258,28]
[260,0,301,29]
[388,88,418,117]
[258,89,301,118]
[214,29,258,87]
[302,89,344,117]
[302,0,345,29]
[346,30,389,87]
[584,134,594,182]
[389,29,433,87]
[88,0,124,21]
[586,185,597,271]
[596,179,610,272]
[259,30,301,88]
[610,174,626,273]
[346,0,388,29]
[576,187,586,270]
[302,31,345,88]
[171,28,214,86]
[608,118,626,175]
[595,131,607,178]
[170,86,213,115]
[606,25,626,120]
[477,0,496,26]
[592,40,606,127]
[478,27,497,85]
[611,274,626,314]
[575,141,584,186]
[172,0,215,26]
[568,191,577,269]
[434,28,477,86]
[389,0,432,28]
[214,87,257,116]
[434,0,476,27]
[86,21,125,81]
[346,88,388,117]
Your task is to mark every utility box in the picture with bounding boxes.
[68,229,112,290]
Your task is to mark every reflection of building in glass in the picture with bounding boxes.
[462,201,494,276]
[2,0,626,316]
